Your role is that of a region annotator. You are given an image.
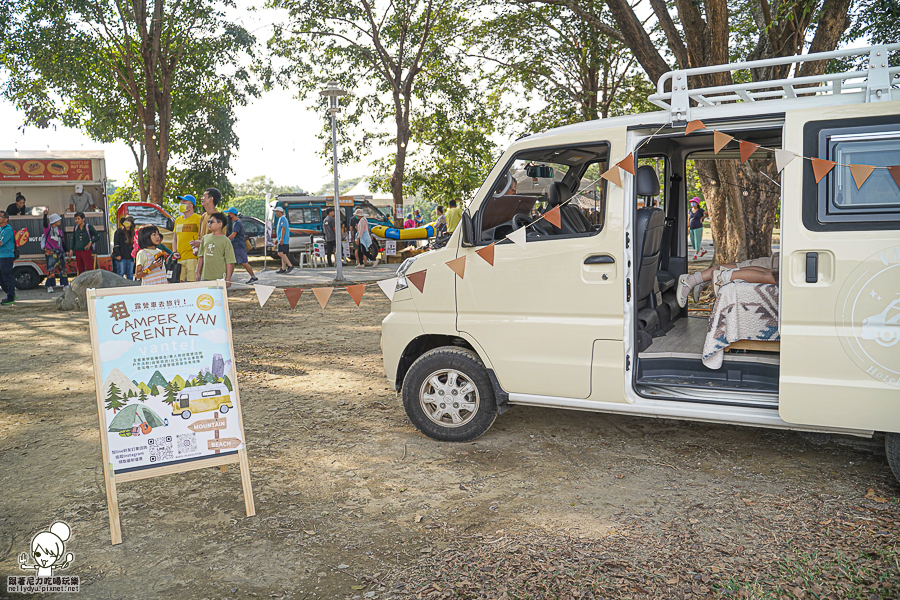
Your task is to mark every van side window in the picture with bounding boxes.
[287,207,321,226]
[476,143,609,243]
[201,390,218,398]
[804,118,900,230]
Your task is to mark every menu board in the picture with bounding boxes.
[0,159,93,181]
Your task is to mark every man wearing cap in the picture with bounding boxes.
[190,188,222,256]
[0,210,16,306]
[68,184,96,213]
[225,208,257,283]
[273,206,292,274]
[174,195,201,281]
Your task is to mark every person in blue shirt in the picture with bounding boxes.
[273,206,292,274]
[0,210,16,306]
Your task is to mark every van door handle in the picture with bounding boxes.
[806,252,818,283]
[584,255,615,265]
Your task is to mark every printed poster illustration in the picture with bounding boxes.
[92,286,244,473]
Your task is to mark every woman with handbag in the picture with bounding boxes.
[113,216,137,279]
[354,208,380,268]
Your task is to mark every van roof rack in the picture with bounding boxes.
[649,44,900,123]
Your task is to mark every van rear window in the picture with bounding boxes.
[287,207,321,225]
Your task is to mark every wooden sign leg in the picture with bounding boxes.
[105,467,123,545]
[238,449,256,517]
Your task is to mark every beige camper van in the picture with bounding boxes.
[381,44,900,482]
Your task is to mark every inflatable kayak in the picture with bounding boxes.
[371,223,436,240]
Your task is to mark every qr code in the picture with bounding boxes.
[176,433,197,456]
[147,436,173,462]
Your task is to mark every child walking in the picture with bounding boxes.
[135,226,176,285]
[41,212,68,293]
[196,212,236,282]
[688,198,707,260]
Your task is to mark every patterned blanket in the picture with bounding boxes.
[702,282,780,369]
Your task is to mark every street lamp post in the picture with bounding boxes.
[320,81,348,282]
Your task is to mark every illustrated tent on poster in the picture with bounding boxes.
[107,404,166,432]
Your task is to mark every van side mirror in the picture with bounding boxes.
[165,218,175,232]
[460,212,475,247]
[526,165,553,179]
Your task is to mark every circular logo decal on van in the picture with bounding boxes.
[835,246,900,389]
[196,294,215,311]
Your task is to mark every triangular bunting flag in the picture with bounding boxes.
[600,166,622,187]
[775,149,795,172]
[346,284,365,306]
[476,243,495,266]
[312,287,333,309]
[889,166,900,191]
[506,227,527,250]
[284,287,303,309]
[408,270,427,293]
[848,164,876,190]
[254,285,276,308]
[616,153,636,175]
[685,120,705,135]
[811,158,836,183]
[739,141,760,164]
[445,256,466,279]
[377,277,399,301]
[543,206,561,229]
[713,131,733,154]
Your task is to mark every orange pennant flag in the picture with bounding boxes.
[739,141,760,164]
[346,284,365,306]
[446,256,466,279]
[312,287,333,309]
[713,131,733,154]
[685,120,706,135]
[284,288,303,309]
[848,164,876,190]
[887,166,900,191]
[476,243,495,266]
[407,270,427,293]
[601,166,622,187]
[543,205,561,229]
[811,158,836,183]
[616,153,636,175]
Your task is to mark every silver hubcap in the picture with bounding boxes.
[419,368,480,428]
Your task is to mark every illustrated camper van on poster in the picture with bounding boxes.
[172,383,235,419]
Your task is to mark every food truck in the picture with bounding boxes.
[1,151,111,289]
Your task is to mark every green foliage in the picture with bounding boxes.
[313,177,362,197]
[0,0,258,203]
[162,382,177,407]
[227,176,307,220]
[472,0,655,134]
[204,372,217,384]
[266,0,485,205]
[150,384,160,397]
[105,382,126,413]
[138,389,148,403]
[223,375,233,393]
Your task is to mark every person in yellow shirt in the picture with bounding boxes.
[445,199,463,232]
[173,195,201,281]
[189,187,222,257]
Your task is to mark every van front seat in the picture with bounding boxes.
[634,166,666,332]
[546,182,592,234]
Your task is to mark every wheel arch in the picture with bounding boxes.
[396,334,509,414]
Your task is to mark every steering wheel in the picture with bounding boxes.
[512,213,533,233]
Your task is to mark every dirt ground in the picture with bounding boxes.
[1,289,898,600]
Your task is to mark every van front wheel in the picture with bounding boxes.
[402,347,496,442]
[887,433,900,484]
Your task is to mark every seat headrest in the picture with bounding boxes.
[548,181,568,207]
[636,165,660,197]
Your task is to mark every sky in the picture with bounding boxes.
[0,4,377,193]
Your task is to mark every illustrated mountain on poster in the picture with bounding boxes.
[104,368,140,400]
[147,370,168,389]
[172,375,186,390]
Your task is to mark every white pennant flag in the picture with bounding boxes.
[377,277,399,301]
[506,226,527,250]
[775,150,796,172]
[254,284,276,308]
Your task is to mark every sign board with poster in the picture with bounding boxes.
[0,159,93,181]
[86,281,254,545]
[385,240,397,256]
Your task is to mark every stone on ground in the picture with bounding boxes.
[56,269,138,311]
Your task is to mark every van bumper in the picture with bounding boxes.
[381,296,423,390]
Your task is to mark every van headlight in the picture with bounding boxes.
[395,256,417,292]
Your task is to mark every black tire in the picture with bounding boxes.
[219,404,229,414]
[289,252,301,266]
[14,267,40,290]
[402,347,497,442]
[886,433,900,484]
[180,410,192,420]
